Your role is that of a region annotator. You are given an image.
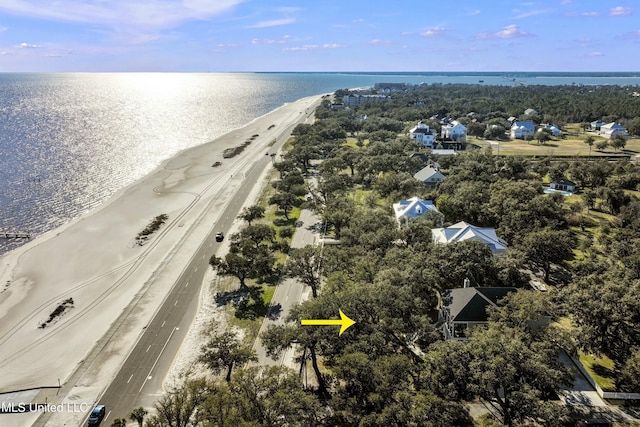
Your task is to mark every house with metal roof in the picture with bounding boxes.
[510,120,535,139]
[393,196,441,226]
[414,165,445,186]
[431,221,508,254]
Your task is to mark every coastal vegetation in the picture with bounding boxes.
[135,214,169,245]
[145,84,640,426]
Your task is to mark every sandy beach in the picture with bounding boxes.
[0,94,322,425]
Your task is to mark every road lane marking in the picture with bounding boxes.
[185,282,189,288]
[174,300,179,306]
[105,410,112,421]
[139,327,177,393]
[146,345,151,353]
[194,267,198,272]
[161,321,166,328]
[127,374,133,384]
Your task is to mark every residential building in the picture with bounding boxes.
[343,94,391,107]
[439,287,517,340]
[393,196,441,226]
[524,108,538,115]
[510,120,535,139]
[590,120,607,131]
[441,120,467,142]
[550,178,577,193]
[409,122,437,147]
[599,122,627,139]
[543,124,562,137]
[414,165,445,186]
[430,149,457,156]
[431,221,508,254]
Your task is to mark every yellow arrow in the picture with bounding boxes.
[301,310,356,336]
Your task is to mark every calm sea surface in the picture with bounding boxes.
[1,72,639,255]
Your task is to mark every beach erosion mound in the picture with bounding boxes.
[223,134,260,158]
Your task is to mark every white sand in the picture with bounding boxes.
[0,94,322,426]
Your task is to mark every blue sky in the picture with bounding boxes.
[0,0,638,72]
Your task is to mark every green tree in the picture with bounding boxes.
[534,129,551,145]
[610,134,627,151]
[199,330,257,382]
[563,275,640,364]
[237,205,265,225]
[110,418,127,427]
[595,139,608,151]
[129,406,148,427]
[285,245,323,298]
[518,228,575,282]
[269,191,298,220]
[238,224,275,248]
[584,135,595,156]
[466,324,571,427]
[617,350,640,392]
[145,378,214,427]
[210,238,275,290]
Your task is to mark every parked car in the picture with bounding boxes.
[215,232,224,242]
[88,405,105,425]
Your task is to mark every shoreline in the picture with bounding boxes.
[0,92,323,415]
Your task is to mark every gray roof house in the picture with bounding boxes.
[393,196,440,226]
[550,178,577,193]
[431,221,508,254]
[414,165,444,186]
[439,287,516,340]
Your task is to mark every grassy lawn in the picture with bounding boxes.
[579,352,616,391]
[345,136,369,148]
[470,124,640,156]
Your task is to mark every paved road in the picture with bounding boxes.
[253,208,321,368]
[93,110,318,425]
[31,98,320,427]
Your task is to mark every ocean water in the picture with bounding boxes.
[1,72,639,255]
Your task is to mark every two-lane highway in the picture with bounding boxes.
[85,102,319,426]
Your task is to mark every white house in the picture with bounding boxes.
[550,178,577,193]
[393,196,440,226]
[543,124,562,137]
[430,149,458,156]
[414,165,444,186]
[431,221,508,254]
[409,122,437,147]
[441,120,467,142]
[599,122,627,139]
[524,108,538,115]
[510,120,535,139]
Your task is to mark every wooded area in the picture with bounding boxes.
[143,84,640,427]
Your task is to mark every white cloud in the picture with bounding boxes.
[560,0,572,4]
[476,24,533,39]
[468,9,481,16]
[0,0,244,29]
[247,17,295,28]
[513,9,550,19]
[353,18,364,23]
[582,11,600,16]
[620,30,640,39]
[251,35,293,45]
[589,51,603,56]
[0,26,8,32]
[284,43,344,51]
[370,39,391,45]
[609,6,632,16]
[277,7,302,13]
[420,26,446,37]
[16,42,39,48]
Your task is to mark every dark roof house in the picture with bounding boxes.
[439,287,516,340]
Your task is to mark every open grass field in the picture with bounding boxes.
[470,123,640,157]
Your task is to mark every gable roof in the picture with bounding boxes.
[414,165,444,182]
[511,120,535,131]
[600,122,626,130]
[445,287,517,322]
[431,221,507,253]
[393,197,439,221]
[431,149,457,156]
[551,178,576,187]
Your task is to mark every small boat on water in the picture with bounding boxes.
[479,80,484,83]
